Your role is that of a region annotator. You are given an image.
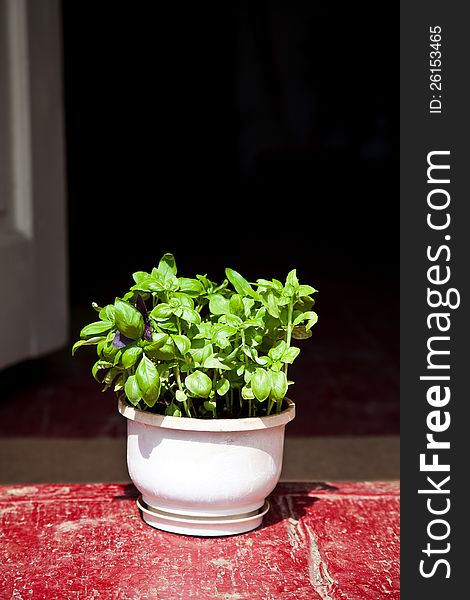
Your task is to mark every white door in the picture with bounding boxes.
[0,0,68,369]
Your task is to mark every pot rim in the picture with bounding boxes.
[118,397,295,432]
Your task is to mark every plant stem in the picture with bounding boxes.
[241,329,251,417]
[174,363,192,418]
[212,369,219,418]
[284,301,294,376]
[267,397,274,416]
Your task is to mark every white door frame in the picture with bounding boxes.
[0,0,68,369]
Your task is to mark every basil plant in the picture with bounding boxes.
[73,254,318,418]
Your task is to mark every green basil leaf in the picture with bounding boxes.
[165,403,182,417]
[279,307,289,326]
[194,323,214,339]
[203,355,230,370]
[209,294,231,315]
[156,319,178,333]
[148,338,175,360]
[172,334,191,355]
[292,310,319,331]
[257,278,284,292]
[172,293,194,309]
[225,268,260,300]
[98,305,116,322]
[251,368,271,401]
[244,316,266,329]
[189,343,213,366]
[72,336,105,355]
[282,346,300,364]
[221,314,243,328]
[292,310,318,329]
[204,400,217,413]
[305,311,318,331]
[229,294,244,316]
[243,365,254,383]
[216,377,230,396]
[150,303,174,320]
[196,274,211,291]
[157,253,177,279]
[256,278,276,289]
[268,340,287,362]
[103,367,121,385]
[113,349,123,366]
[157,363,170,380]
[150,332,169,348]
[131,277,163,293]
[293,311,308,326]
[243,346,256,362]
[122,291,135,302]
[180,306,201,324]
[92,360,113,381]
[295,297,315,314]
[122,346,143,369]
[242,297,255,316]
[255,355,269,366]
[216,324,237,337]
[270,360,283,372]
[148,280,166,292]
[80,320,113,337]
[163,275,179,291]
[241,385,255,400]
[175,389,187,403]
[124,375,142,405]
[184,370,212,398]
[285,269,299,290]
[213,325,236,349]
[298,284,317,297]
[136,356,161,407]
[283,284,296,297]
[132,271,150,284]
[102,343,118,361]
[114,374,126,392]
[114,299,144,339]
[270,370,288,401]
[178,277,204,296]
[265,293,280,318]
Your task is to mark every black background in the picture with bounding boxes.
[62,1,398,304]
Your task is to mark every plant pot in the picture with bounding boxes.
[118,397,295,536]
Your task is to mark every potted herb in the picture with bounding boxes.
[73,253,318,535]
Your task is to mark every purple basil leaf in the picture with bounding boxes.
[112,331,134,348]
[135,295,149,320]
[144,323,152,341]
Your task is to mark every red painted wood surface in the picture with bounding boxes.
[0,482,399,599]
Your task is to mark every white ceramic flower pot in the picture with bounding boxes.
[118,398,295,536]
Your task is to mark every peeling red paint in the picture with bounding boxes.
[0,482,399,599]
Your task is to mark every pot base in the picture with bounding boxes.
[136,496,270,537]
